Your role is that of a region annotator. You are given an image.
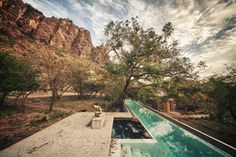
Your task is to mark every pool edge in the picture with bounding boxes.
[129,100,236,156]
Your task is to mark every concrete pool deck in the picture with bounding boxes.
[0,112,132,157]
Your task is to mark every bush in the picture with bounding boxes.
[0,52,40,106]
[104,82,123,102]
[0,106,25,117]
[49,111,69,120]
[29,116,47,127]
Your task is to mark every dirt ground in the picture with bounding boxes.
[0,94,108,150]
[1,94,235,150]
[179,118,236,148]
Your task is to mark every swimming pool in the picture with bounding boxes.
[112,118,152,139]
[123,100,233,157]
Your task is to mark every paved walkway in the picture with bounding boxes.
[0,112,132,157]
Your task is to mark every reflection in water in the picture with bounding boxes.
[112,118,152,139]
[182,129,198,140]
[123,100,232,157]
[149,121,173,137]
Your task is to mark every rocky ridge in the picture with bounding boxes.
[0,0,109,66]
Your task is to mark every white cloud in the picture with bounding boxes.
[23,0,69,18]
[23,0,236,77]
[68,0,124,44]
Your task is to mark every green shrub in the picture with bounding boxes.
[0,52,40,106]
[41,109,50,114]
[0,106,25,117]
[49,111,69,120]
[30,116,47,127]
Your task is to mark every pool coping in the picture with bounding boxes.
[0,112,132,157]
[109,102,158,157]
[124,104,158,143]
[112,117,155,140]
[129,100,236,156]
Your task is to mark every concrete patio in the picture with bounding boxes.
[0,112,132,157]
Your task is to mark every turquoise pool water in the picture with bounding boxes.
[124,100,232,157]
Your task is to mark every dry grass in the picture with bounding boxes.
[0,94,108,150]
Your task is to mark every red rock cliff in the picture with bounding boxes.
[0,0,109,66]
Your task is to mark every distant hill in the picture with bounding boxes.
[0,0,109,67]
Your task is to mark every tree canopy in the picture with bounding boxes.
[204,64,236,122]
[0,52,39,106]
[104,17,200,110]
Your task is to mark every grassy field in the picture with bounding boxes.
[0,94,108,150]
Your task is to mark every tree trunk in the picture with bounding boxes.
[0,92,7,107]
[116,77,131,111]
[217,100,225,122]
[94,91,98,98]
[20,92,31,106]
[55,91,61,100]
[14,92,21,106]
[59,85,70,99]
[49,90,56,112]
[78,88,84,99]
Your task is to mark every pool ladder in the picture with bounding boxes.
[122,145,151,157]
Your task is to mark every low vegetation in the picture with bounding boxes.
[0,17,235,148]
[179,118,236,147]
[0,96,107,150]
[0,52,39,106]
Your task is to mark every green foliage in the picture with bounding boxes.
[0,52,39,92]
[172,64,236,123]
[42,109,51,114]
[106,64,127,76]
[104,81,124,101]
[160,68,213,112]
[0,52,40,105]
[204,64,236,123]
[0,106,25,117]
[0,40,15,47]
[0,41,3,48]
[162,22,174,37]
[71,67,89,97]
[72,64,106,98]
[22,50,81,111]
[29,116,47,127]
[104,17,200,109]
[137,87,155,103]
[126,88,139,100]
[49,110,69,120]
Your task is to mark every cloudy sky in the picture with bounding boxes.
[23,0,236,77]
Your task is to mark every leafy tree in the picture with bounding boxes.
[38,52,74,112]
[161,78,208,112]
[72,67,105,98]
[10,47,105,112]
[104,77,124,102]
[205,64,236,122]
[72,68,90,98]
[104,17,199,110]
[226,64,236,121]
[0,52,39,106]
[17,50,75,112]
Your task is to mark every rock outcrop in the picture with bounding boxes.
[92,45,109,65]
[0,0,109,66]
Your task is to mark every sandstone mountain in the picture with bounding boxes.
[0,0,109,66]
